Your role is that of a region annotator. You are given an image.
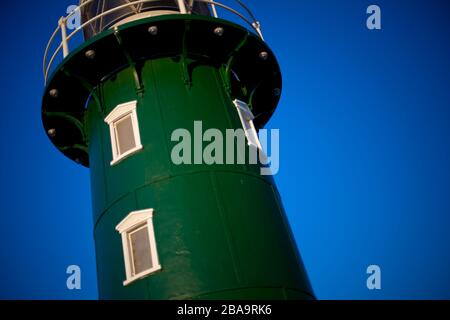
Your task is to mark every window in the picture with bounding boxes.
[116,209,161,286]
[105,101,143,165]
[233,99,262,149]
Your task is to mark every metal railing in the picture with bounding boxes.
[43,0,264,84]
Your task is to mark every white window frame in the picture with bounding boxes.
[116,209,161,286]
[233,99,262,149]
[105,100,143,166]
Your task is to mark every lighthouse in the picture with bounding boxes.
[42,0,314,299]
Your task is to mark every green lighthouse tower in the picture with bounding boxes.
[42,0,314,300]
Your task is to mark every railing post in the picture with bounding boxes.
[209,0,219,18]
[177,0,188,14]
[252,21,264,41]
[59,17,69,58]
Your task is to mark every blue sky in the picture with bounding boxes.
[0,0,450,299]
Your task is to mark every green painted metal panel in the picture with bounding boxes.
[43,14,313,300]
[87,59,313,299]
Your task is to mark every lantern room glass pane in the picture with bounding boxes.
[80,0,211,39]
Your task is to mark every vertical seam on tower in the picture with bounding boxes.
[149,59,174,178]
[215,67,247,173]
[99,84,109,224]
[209,171,243,286]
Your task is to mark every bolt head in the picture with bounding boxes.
[48,129,56,138]
[75,158,82,165]
[259,51,269,61]
[273,88,281,97]
[49,89,59,98]
[214,27,224,37]
[148,26,158,35]
[85,50,96,60]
